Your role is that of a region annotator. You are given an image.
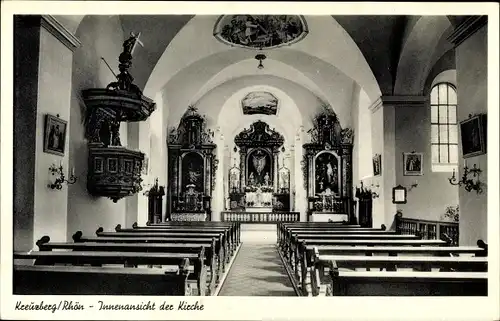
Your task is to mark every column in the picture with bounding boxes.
[14,16,81,250]
[273,149,279,193]
[239,147,246,191]
[369,96,427,229]
[448,17,489,245]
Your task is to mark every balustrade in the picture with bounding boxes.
[221,211,300,223]
[395,214,459,245]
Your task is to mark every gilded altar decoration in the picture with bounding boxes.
[242,91,278,115]
[82,32,156,203]
[167,106,216,221]
[302,106,354,221]
[214,15,308,50]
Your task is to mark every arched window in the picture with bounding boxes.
[430,83,458,171]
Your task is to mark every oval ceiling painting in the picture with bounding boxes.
[214,15,308,49]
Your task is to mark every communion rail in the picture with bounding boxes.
[395,213,459,246]
[221,211,300,223]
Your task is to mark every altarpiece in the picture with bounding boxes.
[166,106,217,221]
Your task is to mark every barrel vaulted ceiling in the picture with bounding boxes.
[60,14,457,129]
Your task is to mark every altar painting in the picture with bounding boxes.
[247,149,272,188]
[314,152,340,195]
[181,152,204,193]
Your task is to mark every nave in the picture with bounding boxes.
[13,220,488,296]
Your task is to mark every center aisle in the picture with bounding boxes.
[218,224,297,296]
[218,244,297,296]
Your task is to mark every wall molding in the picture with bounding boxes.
[369,96,426,113]
[447,16,488,47]
[40,15,81,52]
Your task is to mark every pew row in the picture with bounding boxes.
[14,250,207,296]
[314,270,488,296]
[96,228,232,261]
[118,224,238,253]
[36,235,218,295]
[14,265,193,295]
[136,222,241,245]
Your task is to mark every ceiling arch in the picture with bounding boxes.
[393,16,453,95]
[145,14,382,104]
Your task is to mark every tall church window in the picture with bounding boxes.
[430,83,458,172]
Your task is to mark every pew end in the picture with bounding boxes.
[381,224,386,231]
[132,222,138,229]
[115,224,122,232]
[477,239,488,256]
[95,227,104,235]
[36,236,50,249]
[441,233,453,246]
[72,231,83,242]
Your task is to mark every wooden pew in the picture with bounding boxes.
[97,227,232,261]
[278,223,386,244]
[14,250,207,296]
[284,237,449,281]
[36,235,218,295]
[122,223,238,252]
[74,231,228,274]
[302,247,488,296]
[317,270,487,296]
[141,221,241,245]
[14,264,193,295]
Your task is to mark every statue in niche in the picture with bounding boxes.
[248,149,271,186]
[248,172,255,187]
[264,172,270,186]
[315,152,339,195]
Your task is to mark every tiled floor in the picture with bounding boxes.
[218,225,296,296]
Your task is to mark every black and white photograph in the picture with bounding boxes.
[1,3,499,321]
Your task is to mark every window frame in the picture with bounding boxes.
[430,82,458,172]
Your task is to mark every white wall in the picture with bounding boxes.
[33,27,73,245]
[456,26,488,246]
[67,15,129,238]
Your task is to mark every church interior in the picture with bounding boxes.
[8,13,494,300]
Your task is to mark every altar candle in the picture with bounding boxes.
[71,167,75,177]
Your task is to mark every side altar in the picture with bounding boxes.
[227,121,290,213]
[166,106,217,221]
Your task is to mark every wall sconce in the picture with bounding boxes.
[48,163,77,190]
[448,162,483,194]
[408,181,418,191]
[370,183,380,199]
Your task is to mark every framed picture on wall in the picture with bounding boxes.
[372,154,382,176]
[43,114,67,156]
[403,152,423,176]
[392,185,407,204]
[460,114,487,158]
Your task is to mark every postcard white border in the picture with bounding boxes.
[1,2,499,321]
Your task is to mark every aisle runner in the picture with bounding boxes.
[218,243,297,296]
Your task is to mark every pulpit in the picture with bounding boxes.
[166,106,217,221]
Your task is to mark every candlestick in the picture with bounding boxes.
[71,167,75,177]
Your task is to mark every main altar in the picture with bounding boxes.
[227,121,290,213]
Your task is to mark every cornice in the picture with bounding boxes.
[369,96,427,113]
[447,16,488,47]
[40,15,81,52]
